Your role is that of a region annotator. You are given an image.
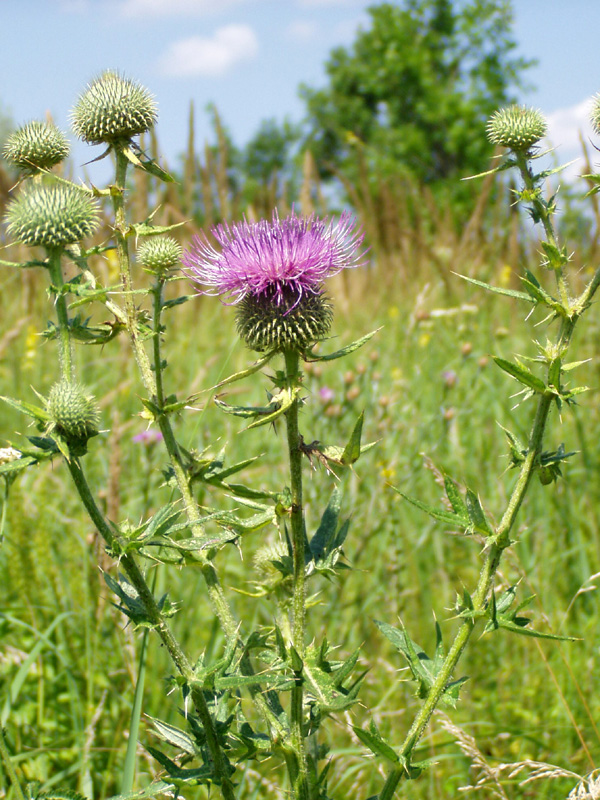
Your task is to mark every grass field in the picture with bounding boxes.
[1,133,599,799]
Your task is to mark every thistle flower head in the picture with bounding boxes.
[486,105,547,152]
[6,182,99,249]
[183,210,364,351]
[3,121,70,174]
[137,236,182,273]
[47,381,99,442]
[590,95,600,136]
[71,71,157,144]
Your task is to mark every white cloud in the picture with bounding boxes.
[545,97,595,152]
[542,97,598,182]
[157,25,259,77]
[286,20,319,43]
[118,0,246,17]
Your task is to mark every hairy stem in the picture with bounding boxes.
[65,456,237,800]
[283,348,310,800]
[47,248,73,382]
[149,276,291,751]
[378,267,600,799]
[515,151,570,307]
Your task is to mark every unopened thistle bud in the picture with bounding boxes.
[47,381,99,441]
[71,71,157,144]
[236,286,333,352]
[137,236,182,273]
[3,121,70,174]
[6,182,99,249]
[486,105,547,152]
[590,94,600,137]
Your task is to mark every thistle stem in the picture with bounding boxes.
[283,348,310,800]
[150,273,291,747]
[64,456,237,800]
[377,266,600,799]
[47,248,73,382]
[515,152,570,307]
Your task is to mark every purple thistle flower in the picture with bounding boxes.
[183,209,365,308]
[133,429,163,445]
[318,386,335,403]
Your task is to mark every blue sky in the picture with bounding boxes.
[2,1,600,183]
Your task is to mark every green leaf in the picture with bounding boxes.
[310,488,342,560]
[0,395,51,424]
[147,717,196,756]
[374,619,468,707]
[105,779,174,800]
[122,146,176,183]
[492,356,547,393]
[0,455,39,476]
[464,489,493,536]
[340,411,365,465]
[305,328,381,361]
[520,271,566,316]
[212,352,275,390]
[484,586,577,641]
[145,747,215,786]
[352,720,399,763]
[455,274,535,303]
[393,488,471,531]
[443,475,468,520]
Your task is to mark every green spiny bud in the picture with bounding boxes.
[71,71,157,144]
[137,236,183,273]
[486,105,547,152]
[3,121,70,174]
[47,381,99,440]
[590,94,600,136]
[236,287,333,353]
[6,182,99,249]
[253,540,290,579]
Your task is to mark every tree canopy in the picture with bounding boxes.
[300,0,533,191]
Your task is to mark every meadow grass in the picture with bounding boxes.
[1,104,599,797]
[1,256,599,798]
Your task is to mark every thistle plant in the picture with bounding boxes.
[0,73,598,800]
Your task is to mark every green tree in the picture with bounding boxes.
[300,0,533,193]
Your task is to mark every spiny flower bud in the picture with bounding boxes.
[486,105,547,152]
[71,71,157,144]
[590,94,600,136]
[6,182,99,249]
[3,121,70,174]
[137,236,182,273]
[236,287,333,353]
[47,381,99,441]
[253,540,290,579]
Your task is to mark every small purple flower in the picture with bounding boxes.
[183,209,365,308]
[133,429,163,445]
[318,386,335,403]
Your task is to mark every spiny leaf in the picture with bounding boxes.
[492,357,547,393]
[352,720,399,763]
[455,273,535,303]
[305,328,381,361]
[393,488,471,531]
[1,395,51,424]
[464,489,493,536]
[443,475,468,519]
